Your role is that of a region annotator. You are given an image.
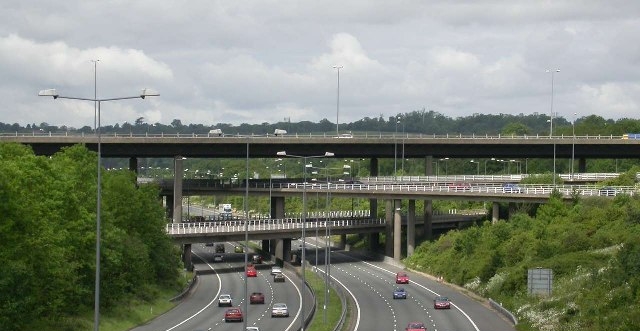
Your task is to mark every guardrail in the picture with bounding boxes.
[489,298,518,325]
[165,218,387,235]
[0,131,629,140]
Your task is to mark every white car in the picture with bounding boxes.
[271,303,289,317]
[213,255,224,262]
[246,327,260,331]
[271,266,282,275]
[218,294,232,307]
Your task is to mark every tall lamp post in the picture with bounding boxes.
[547,68,560,185]
[394,116,400,179]
[276,151,334,331]
[571,112,577,179]
[38,86,158,331]
[333,65,343,136]
[243,142,250,331]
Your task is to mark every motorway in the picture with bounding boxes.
[132,235,516,331]
[131,242,306,331]
[304,238,516,331]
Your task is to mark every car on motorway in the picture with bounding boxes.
[224,307,244,322]
[271,266,282,275]
[393,287,407,299]
[218,294,233,307]
[215,243,225,253]
[405,322,426,331]
[246,266,257,277]
[396,272,409,284]
[235,245,244,253]
[252,254,263,264]
[502,183,523,193]
[271,303,289,317]
[433,296,451,309]
[205,242,214,246]
[273,273,285,282]
[246,327,260,331]
[213,254,224,262]
[250,292,265,304]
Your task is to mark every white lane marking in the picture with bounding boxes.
[362,261,481,331]
[164,250,221,331]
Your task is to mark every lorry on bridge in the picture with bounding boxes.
[219,204,233,219]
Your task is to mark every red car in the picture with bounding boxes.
[250,292,265,304]
[433,296,451,309]
[405,322,426,331]
[246,267,257,277]
[224,307,244,322]
[396,272,409,284]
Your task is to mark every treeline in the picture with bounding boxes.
[0,143,182,331]
[4,110,640,136]
[405,189,640,330]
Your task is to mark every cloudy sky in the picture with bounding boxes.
[1,1,639,129]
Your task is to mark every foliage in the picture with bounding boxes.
[0,143,182,331]
[405,194,640,331]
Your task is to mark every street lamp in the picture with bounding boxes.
[333,65,343,136]
[547,68,560,185]
[394,116,400,179]
[38,84,158,331]
[276,151,334,331]
[243,142,250,331]
[571,112,577,179]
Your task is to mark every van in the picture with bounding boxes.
[274,129,287,136]
[208,129,223,137]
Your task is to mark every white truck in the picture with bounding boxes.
[219,203,232,219]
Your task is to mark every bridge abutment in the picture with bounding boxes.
[407,200,415,256]
[182,243,192,271]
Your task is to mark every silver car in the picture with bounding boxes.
[271,303,289,317]
[218,294,232,307]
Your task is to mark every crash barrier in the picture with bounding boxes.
[489,298,518,325]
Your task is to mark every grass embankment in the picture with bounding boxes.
[98,270,193,331]
[404,195,640,330]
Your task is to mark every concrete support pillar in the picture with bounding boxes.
[385,200,393,257]
[368,233,380,252]
[339,234,347,249]
[274,238,292,266]
[407,200,415,256]
[272,197,285,219]
[166,195,174,221]
[182,243,192,271]
[492,202,500,224]
[261,239,270,253]
[423,200,433,241]
[129,157,138,173]
[393,199,402,261]
[173,156,185,223]
[425,155,434,176]
[579,158,586,173]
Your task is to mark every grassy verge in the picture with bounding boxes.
[305,268,346,331]
[99,270,194,331]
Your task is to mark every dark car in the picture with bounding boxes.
[224,307,244,322]
[396,272,409,284]
[502,183,522,193]
[250,292,265,304]
[215,243,225,253]
[393,287,407,299]
[433,296,451,309]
